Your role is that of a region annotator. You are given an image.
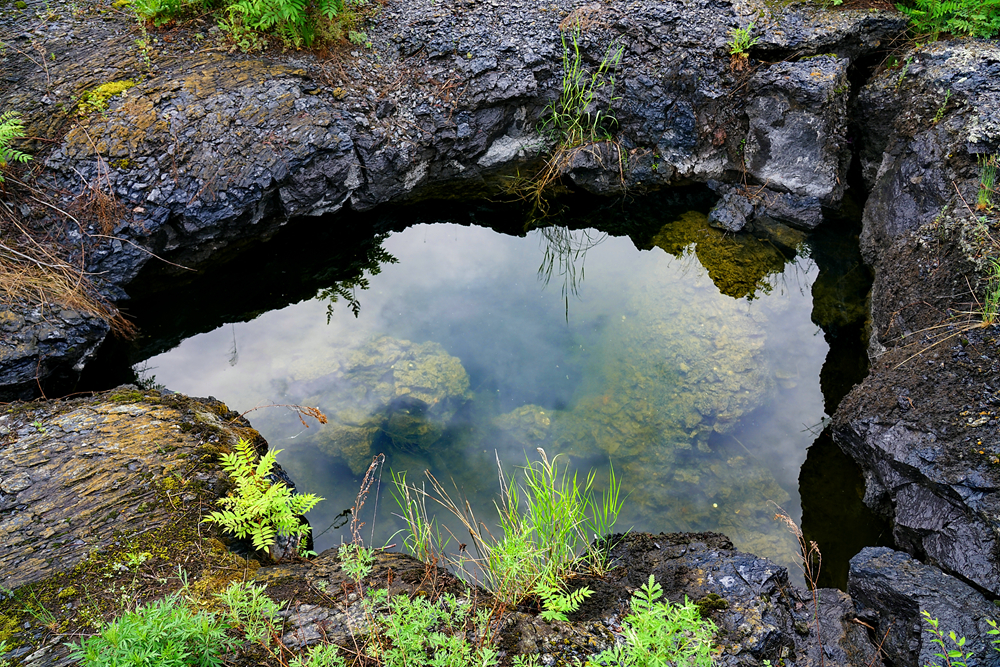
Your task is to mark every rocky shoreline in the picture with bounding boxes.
[3,0,1000,661]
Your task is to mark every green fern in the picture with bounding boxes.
[897,0,1000,39]
[0,111,32,182]
[226,0,343,46]
[535,580,593,622]
[203,438,323,554]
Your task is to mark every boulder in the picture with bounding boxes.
[849,547,1000,667]
[833,40,1000,595]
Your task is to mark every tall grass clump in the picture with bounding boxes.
[540,25,624,149]
[392,449,623,606]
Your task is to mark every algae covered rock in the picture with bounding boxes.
[283,335,471,474]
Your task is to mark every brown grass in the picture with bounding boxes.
[0,178,136,338]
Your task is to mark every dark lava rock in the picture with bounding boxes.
[849,547,1000,667]
[586,532,880,667]
[0,304,110,401]
[833,40,1000,595]
[0,0,905,396]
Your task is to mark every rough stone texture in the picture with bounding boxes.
[849,547,1000,667]
[591,533,880,667]
[745,56,850,206]
[0,0,905,397]
[833,41,1000,595]
[0,304,110,401]
[0,389,241,590]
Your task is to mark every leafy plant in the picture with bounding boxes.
[202,437,323,553]
[130,0,189,25]
[0,111,32,182]
[587,575,715,667]
[290,644,347,667]
[215,580,283,645]
[535,579,593,622]
[896,0,1000,39]
[365,590,499,667]
[67,593,235,667]
[540,25,623,148]
[919,613,1000,667]
[727,23,759,71]
[338,542,375,584]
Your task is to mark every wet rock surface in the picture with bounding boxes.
[832,40,1000,595]
[0,0,905,395]
[849,547,1000,667]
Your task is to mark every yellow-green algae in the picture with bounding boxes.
[76,79,137,115]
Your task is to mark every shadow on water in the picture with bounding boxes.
[799,199,893,590]
[81,187,890,590]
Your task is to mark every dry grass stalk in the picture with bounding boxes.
[0,199,136,337]
[773,504,824,667]
[352,453,386,547]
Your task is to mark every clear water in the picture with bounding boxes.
[140,208,831,577]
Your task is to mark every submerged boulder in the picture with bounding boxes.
[282,335,471,475]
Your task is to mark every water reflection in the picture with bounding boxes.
[139,205,837,581]
[317,234,398,321]
[536,227,607,319]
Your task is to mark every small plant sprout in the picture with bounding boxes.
[978,153,998,211]
[202,438,323,556]
[727,23,759,71]
[982,258,1000,326]
[933,88,952,124]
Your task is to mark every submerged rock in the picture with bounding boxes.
[495,220,789,558]
[282,335,471,474]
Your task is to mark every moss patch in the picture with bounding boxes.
[77,80,137,116]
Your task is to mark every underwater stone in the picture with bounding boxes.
[291,335,472,475]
